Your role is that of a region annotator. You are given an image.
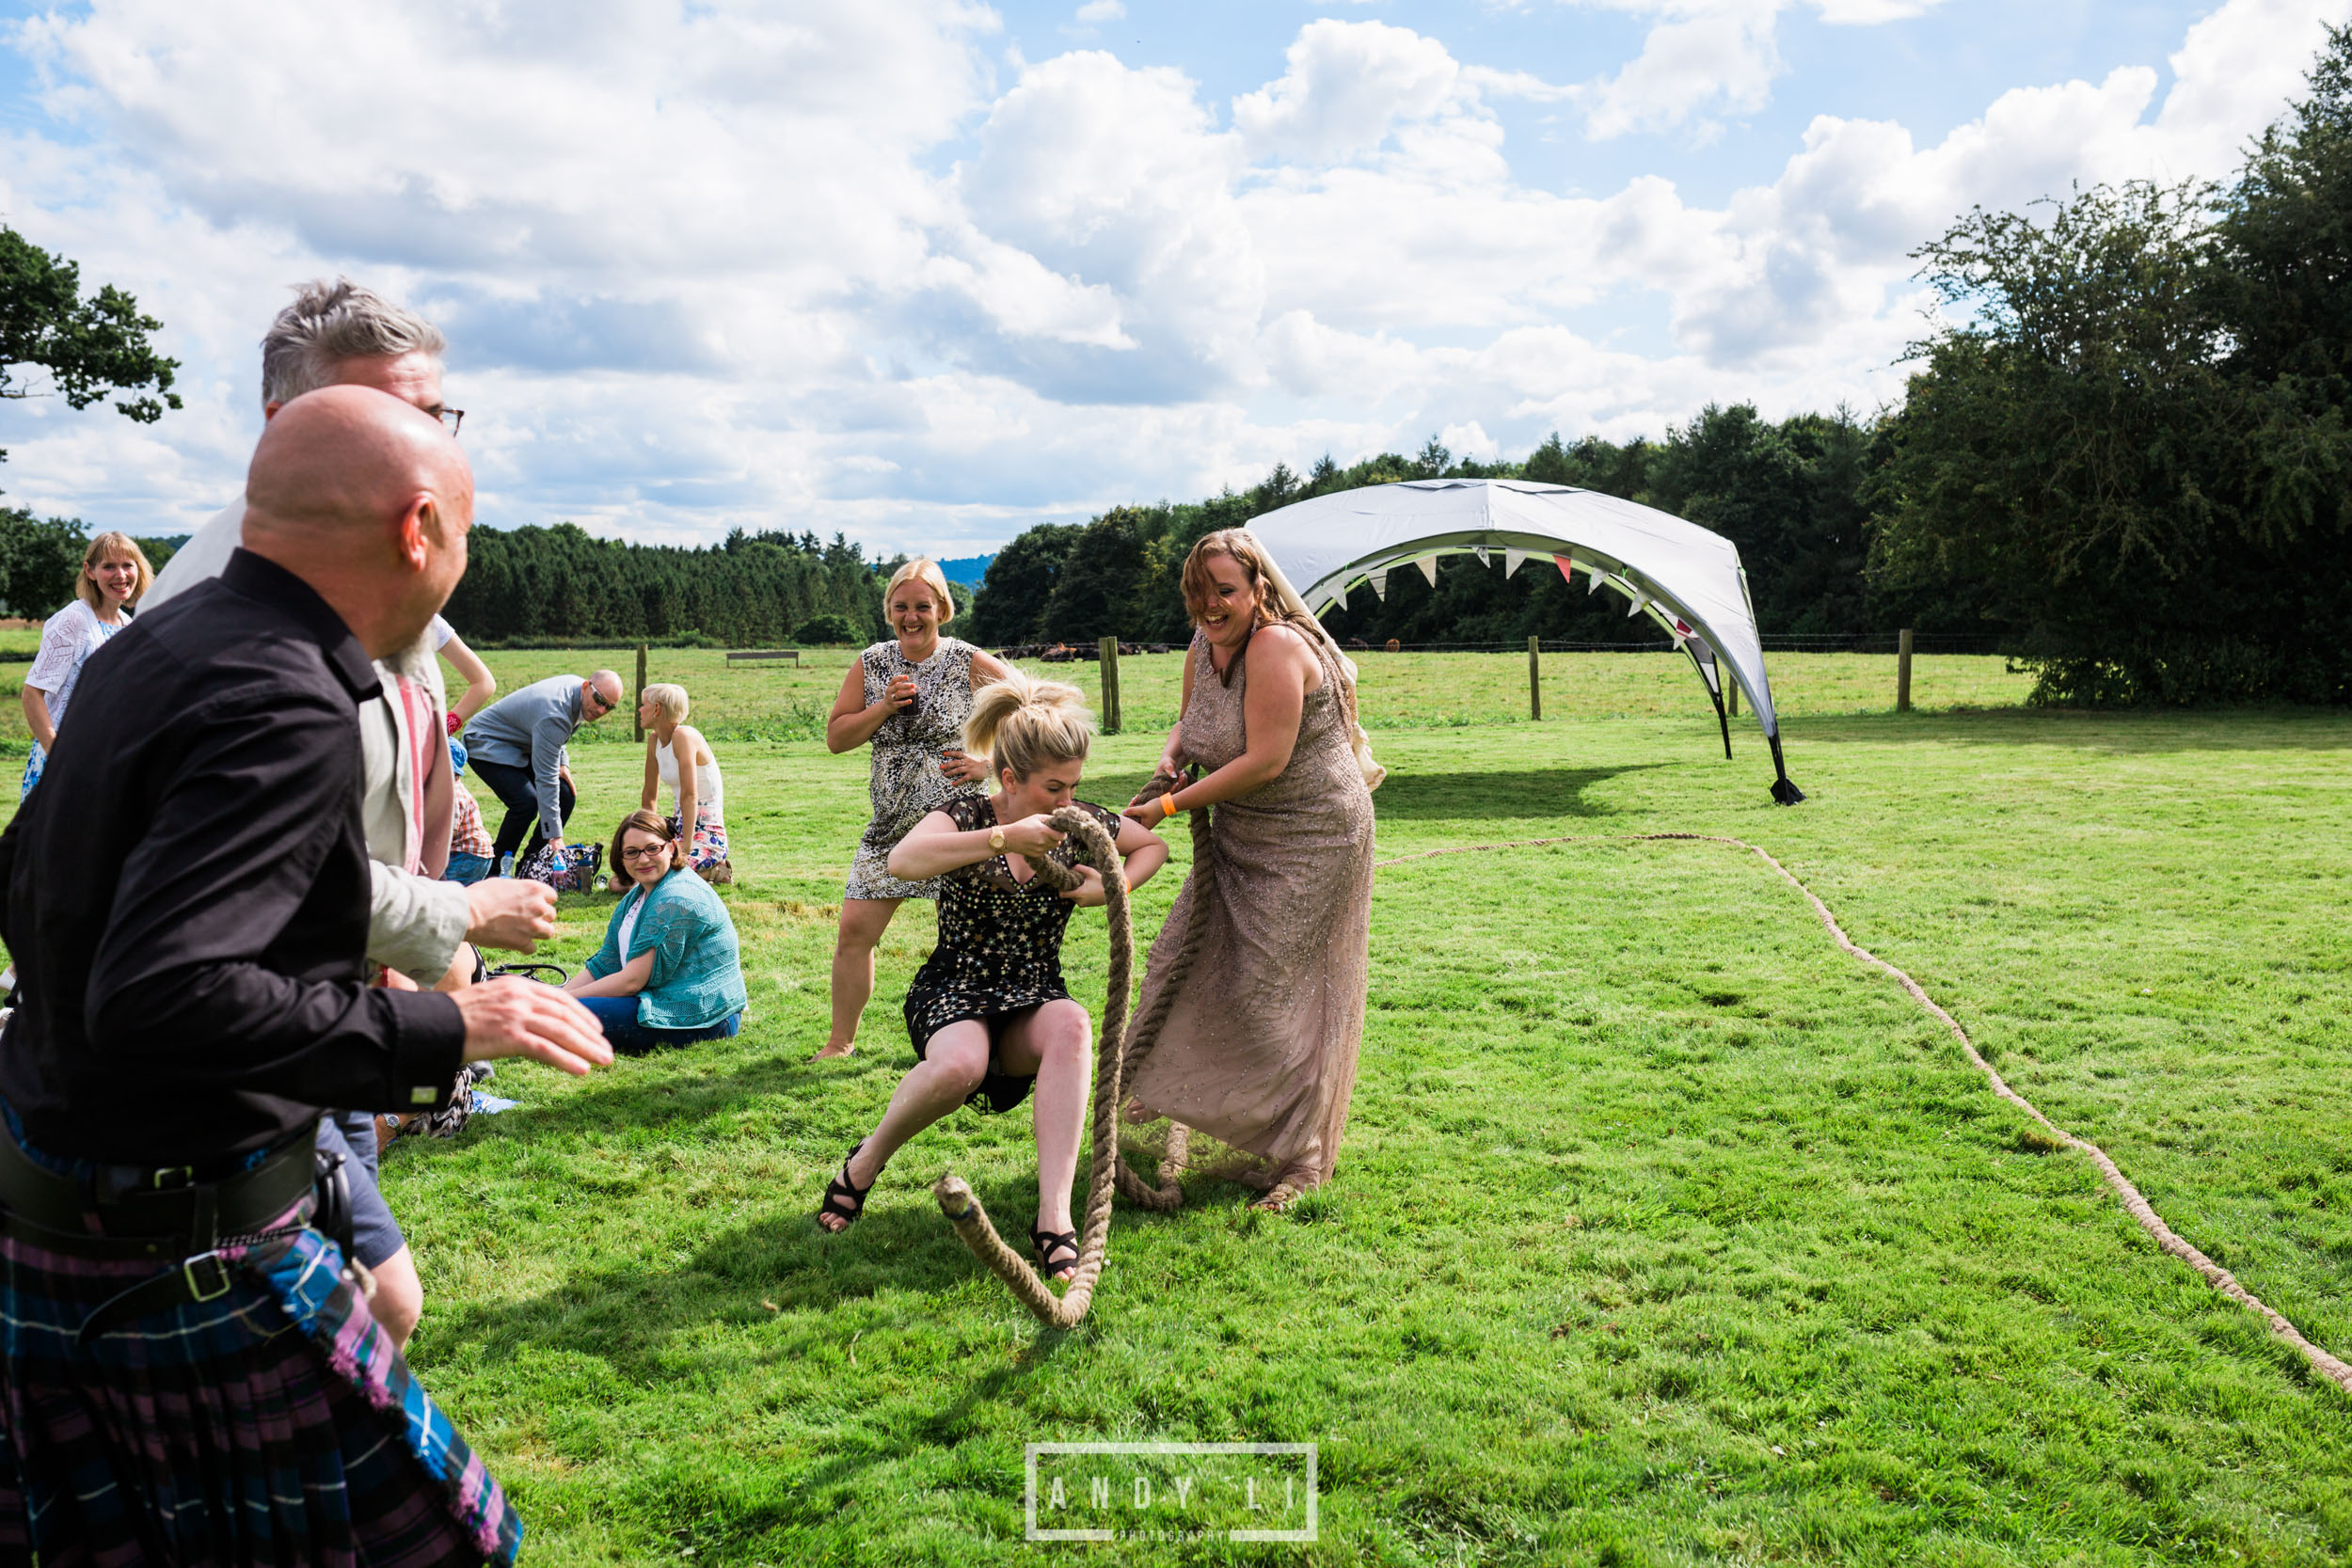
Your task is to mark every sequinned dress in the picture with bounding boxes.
[901,795,1123,1114]
[1125,629,1376,1190]
[846,638,987,900]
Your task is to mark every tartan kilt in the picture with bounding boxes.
[0,1200,520,1566]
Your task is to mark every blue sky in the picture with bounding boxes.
[0,0,2340,557]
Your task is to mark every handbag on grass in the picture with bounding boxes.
[520,841,602,893]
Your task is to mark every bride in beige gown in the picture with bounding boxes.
[1120,530,1379,1208]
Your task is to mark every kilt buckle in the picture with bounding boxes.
[76,1249,243,1344]
[183,1251,231,1303]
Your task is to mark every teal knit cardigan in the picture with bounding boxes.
[584,869,748,1030]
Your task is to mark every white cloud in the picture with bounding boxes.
[1232,20,1466,163]
[1567,0,1790,141]
[1811,0,1947,23]
[1075,0,1126,21]
[1561,0,1951,140]
[0,0,2344,555]
[957,51,1263,399]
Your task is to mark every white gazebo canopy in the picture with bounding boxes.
[1248,478,1804,802]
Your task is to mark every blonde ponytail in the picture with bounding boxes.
[964,668,1093,782]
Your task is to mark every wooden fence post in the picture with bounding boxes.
[634,643,648,741]
[1528,636,1542,721]
[1897,627,1914,712]
[1098,637,1121,733]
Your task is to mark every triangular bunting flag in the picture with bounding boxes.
[1472,545,1489,568]
[1587,567,1609,596]
[1328,579,1348,611]
[1554,556,1576,587]
[1367,568,1389,601]
[1626,590,1647,618]
[1416,556,1439,589]
[1504,547,1528,578]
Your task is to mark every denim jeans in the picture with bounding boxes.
[469,757,576,863]
[443,852,494,886]
[578,995,741,1054]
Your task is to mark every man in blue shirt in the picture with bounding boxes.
[464,669,623,865]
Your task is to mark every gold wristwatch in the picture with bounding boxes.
[989,824,1007,854]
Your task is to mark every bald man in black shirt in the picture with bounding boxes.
[0,386,609,1563]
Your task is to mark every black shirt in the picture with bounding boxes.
[0,549,465,1165]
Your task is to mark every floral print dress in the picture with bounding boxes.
[845,638,987,899]
[899,795,1122,1114]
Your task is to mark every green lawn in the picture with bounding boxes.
[20,648,2352,1562]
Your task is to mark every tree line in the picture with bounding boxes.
[0,511,890,647]
[437,523,888,646]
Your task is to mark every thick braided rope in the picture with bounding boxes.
[932,805,1139,1326]
[1375,832,2352,1396]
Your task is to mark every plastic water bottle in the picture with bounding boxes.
[499,851,516,878]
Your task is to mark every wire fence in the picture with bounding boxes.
[1327,632,2014,657]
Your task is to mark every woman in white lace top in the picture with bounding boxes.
[20,532,151,801]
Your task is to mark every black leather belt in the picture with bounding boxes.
[0,1122,317,1248]
[0,1121,326,1343]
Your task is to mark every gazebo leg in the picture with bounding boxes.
[1768,734,1806,805]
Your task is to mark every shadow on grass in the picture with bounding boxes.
[414,1148,1205,1389]
[448,1034,879,1141]
[1371,764,1661,820]
[1787,706,2352,754]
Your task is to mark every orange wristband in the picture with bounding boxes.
[1160,793,1178,820]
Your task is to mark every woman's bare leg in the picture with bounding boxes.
[996,1000,1092,1236]
[820,896,902,1058]
[816,1021,992,1233]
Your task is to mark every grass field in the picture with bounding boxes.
[16,645,2352,1563]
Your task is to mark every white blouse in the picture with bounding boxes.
[25,599,128,736]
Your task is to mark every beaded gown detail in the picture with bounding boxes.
[1126,630,1376,1190]
[901,796,1125,1114]
[846,638,986,900]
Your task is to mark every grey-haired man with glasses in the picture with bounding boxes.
[138,279,543,1353]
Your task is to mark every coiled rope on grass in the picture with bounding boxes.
[1375,832,2352,1397]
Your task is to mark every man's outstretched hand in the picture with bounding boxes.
[452,976,612,1076]
[465,878,557,952]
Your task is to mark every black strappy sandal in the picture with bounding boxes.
[487,961,570,984]
[1030,1224,1080,1284]
[818,1141,874,1232]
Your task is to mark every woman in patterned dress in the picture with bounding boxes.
[818,558,1015,1057]
[815,670,1168,1283]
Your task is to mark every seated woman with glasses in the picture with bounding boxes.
[557,810,748,1053]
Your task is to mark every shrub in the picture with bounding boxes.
[794,613,860,646]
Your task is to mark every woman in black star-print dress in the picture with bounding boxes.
[814,669,1169,1286]
[901,791,1128,1114]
